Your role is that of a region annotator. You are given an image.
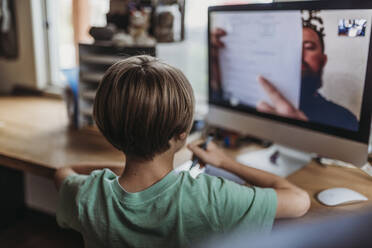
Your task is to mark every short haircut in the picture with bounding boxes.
[93,55,194,160]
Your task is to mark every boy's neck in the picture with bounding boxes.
[118,149,175,193]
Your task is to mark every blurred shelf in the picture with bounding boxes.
[80,107,93,117]
[81,91,96,101]
[80,72,104,83]
[80,54,123,65]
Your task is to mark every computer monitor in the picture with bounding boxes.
[207,0,372,170]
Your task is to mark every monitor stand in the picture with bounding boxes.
[236,144,314,177]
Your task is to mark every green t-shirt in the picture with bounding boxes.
[57,169,277,248]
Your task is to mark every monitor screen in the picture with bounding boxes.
[209,8,372,133]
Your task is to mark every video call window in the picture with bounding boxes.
[339,19,367,37]
[210,9,372,132]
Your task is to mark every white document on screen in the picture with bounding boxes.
[214,11,303,108]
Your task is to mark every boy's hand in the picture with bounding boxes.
[187,141,233,168]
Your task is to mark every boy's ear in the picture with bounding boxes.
[179,132,187,140]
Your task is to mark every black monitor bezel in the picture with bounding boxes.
[208,0,372,144]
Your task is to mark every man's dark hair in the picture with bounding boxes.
[302,10,326,53]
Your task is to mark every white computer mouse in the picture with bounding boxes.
[317,187,368,207]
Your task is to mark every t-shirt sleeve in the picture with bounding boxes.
[56,174,88,231]
[209,177,277,234]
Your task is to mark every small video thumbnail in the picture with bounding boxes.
[338,19,367,37]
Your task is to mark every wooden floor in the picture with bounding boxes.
[0,210,84,248]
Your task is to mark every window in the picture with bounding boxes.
[46,0,109,87]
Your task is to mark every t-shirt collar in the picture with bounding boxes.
[112,171,179,205]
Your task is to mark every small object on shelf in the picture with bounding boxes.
[155,11,174,42]
[154,0,185,42]
[89,25,116,41]
[128,8,156,46]
[98,1,157,47]
[92,0,185,45]
[112,31,134,47]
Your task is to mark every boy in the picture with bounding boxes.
[55,55,310,248]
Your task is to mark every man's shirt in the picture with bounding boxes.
[300,93,359,131]
[57,169,277,248]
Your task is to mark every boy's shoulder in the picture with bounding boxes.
[64,169,117,202]
[56,169,114,231]
[71,168,115,189]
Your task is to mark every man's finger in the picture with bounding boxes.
[216,40,225,48]
[258,76,295,112]
[298,111,309,121]
[214,28,227,37]
[211,37,225,48]
[257,101,275,114]
[212,28,227,48]
[212,36,226,48]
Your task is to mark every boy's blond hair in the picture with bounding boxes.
[93,55,194,160]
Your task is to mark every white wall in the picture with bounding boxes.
[0,0,49,93]
[320,10,372,120]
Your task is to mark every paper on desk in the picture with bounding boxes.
[213,11,303,108]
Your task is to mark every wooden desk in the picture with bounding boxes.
[0,96,123,178]
[1,96,372,219]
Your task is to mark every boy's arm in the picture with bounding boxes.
[218,158,310,218]
[54,163,124,190]
[188,142,311,219]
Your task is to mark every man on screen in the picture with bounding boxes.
[211,15,359,131]
[257,23,359,131]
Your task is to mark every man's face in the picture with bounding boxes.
[302,27,328,77]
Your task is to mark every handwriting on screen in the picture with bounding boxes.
[214,11,303,108]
